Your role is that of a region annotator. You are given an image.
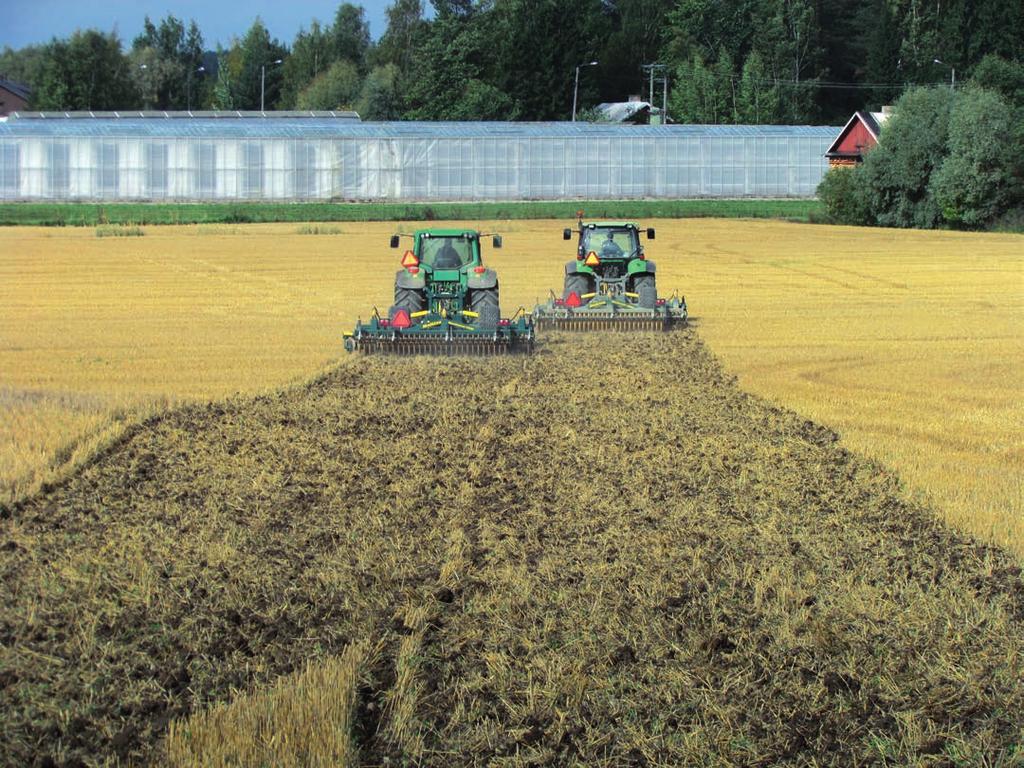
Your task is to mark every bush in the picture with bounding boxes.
[862,87,955,229]
[816,166,872,225]
[931,87,1023,227]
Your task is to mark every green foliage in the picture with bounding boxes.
[736,50,780,123]
[372,0,426,75]
[968,55,1024,108]
[931,87,1023,227]
[228,18,288,110]
[670,54,713,122]
[0,44,48,96]
[355,64,404,119]
[861,87,954,229]
[33,30,138,111]
[130,15,205,110]
[5,0,1024,123]
[280,21,333,109]
[0,199,821,227]
[816,166,871,225]
[295,60,361,110]
[332,4,371,70]
[487,0,607,121]
[402,11,517,120]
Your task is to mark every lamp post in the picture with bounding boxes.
[260,58,283,112]
[138,64,151,110]
[572,60,598,122]
[933,58,955,90]
[187,66,205,112]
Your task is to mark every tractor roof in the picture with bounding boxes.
[415,229,481,237]
[583,221,639,229]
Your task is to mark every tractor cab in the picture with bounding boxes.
[391,230,502,273]
[575,224,646,263]
[565,221,655,276]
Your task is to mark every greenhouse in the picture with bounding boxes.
[0,113,840,202]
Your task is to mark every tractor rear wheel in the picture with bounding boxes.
[470,287,500,328]
[390,286,425,320]
[564,273,593,303]
[632,273,657,309]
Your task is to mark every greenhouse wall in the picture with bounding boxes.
[0,118,841,202]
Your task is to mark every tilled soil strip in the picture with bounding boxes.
[0,332,1022,766]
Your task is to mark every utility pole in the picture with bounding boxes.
[573,61,599,121]
[641,64,668,124]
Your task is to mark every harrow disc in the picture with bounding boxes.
[349,335,534,356]
[534,316,675,332]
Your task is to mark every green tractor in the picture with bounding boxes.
[345,228,535,355]
[533,215,687,331]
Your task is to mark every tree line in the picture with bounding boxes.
[1,0,1021,123]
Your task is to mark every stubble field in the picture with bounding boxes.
[1,218,1022,765]
[2,333,1022,765]
[0,220,1020,552]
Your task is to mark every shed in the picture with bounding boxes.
[595,102,652,124]
[824,109,890,166]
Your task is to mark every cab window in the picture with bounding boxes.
[420,236,472,268]
[582,228,636,257]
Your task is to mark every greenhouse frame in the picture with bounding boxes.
[0,113,841,202]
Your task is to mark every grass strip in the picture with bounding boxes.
[0,199,821,227]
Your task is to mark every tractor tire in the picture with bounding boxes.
[470,286,500,329]
[563,273,593,303]
[632,273,657,309]
[390,286,425,320]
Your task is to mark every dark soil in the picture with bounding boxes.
[1,332,1021,766]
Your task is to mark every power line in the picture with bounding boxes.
[686,67,950,91]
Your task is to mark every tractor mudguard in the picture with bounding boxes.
[565,260,595,276]
[627,259,656,276]
[466,268,498,290]
[395,268,427,289]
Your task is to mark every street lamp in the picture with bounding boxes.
[572,60,598,122]
[187,66,205,112]
[138,64,151,110]
[933,58,955,90]
[260,59,283,112]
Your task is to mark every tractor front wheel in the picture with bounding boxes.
[632,273,657,309]
[390,286,426,320]
[470,287,500,328]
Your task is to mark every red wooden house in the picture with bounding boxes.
[825,109,890,167]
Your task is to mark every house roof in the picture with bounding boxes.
[825,110,890,157]
[0,79,32,102]
[595,101,652,123]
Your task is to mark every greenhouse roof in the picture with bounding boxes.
[0,115,841,140]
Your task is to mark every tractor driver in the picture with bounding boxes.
[434,239,462,268]
[599,231,624,258]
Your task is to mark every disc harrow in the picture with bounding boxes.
[345,309,535,357]
[533,293,687,333]
[346,332,534,356]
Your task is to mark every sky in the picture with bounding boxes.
[2,0,394,50]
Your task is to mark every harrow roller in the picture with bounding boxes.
[534,316,673,332]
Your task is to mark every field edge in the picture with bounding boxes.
[0,199,821,227]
